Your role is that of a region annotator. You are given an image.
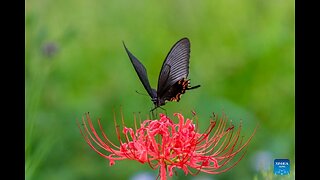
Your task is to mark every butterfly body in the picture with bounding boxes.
[123,38,200,110]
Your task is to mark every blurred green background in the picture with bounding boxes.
[26,0,294,179]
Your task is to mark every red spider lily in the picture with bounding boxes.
[78,112,256,180]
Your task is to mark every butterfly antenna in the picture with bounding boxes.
[135,90,149,96]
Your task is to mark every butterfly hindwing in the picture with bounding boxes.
[160,78,191,103]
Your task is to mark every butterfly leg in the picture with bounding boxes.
[150,106,158,119]
[158,106,167,117]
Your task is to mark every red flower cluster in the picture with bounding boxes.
[79,112,256,180]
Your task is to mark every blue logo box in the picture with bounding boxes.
[274,159,290,175]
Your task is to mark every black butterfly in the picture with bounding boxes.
[123,37,200,112]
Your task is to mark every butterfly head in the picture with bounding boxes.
[152,96,166,108]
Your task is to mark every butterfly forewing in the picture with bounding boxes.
[123,42,157,99]
[157,38,191,98]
